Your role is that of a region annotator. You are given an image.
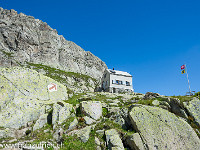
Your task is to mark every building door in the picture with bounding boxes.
[113,88,116,93]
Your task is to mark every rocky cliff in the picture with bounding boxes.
[0,8,107,80]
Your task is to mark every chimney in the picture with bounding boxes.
[113,68,114,70]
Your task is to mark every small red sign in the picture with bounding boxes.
[48,83,57,92]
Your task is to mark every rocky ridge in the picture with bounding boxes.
[0,8,107,80]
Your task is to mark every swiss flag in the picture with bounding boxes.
[181,65,185,70]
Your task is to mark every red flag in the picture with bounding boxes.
[181,65,185,70]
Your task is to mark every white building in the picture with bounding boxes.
[101,69,133,93]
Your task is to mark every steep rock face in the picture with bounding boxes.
[0,8,107,79]
[129,105,200,150]
[0,67,68,129]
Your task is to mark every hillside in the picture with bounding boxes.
[0,67,200,150]
[0,8,200,150]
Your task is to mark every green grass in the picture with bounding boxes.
[130,96,140,100]
[66,92,110,107]
[156,97,168,101]
[102,107,108,117]
[93,94,107,102]
[136,99,154,106]
[61,130,96,150]
[95,119,135,135]
[170,96,193,104]
[66,93,85,106]
[25,62,97,88]
[20,124,53,143]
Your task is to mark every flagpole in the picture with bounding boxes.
[185,64,192,95]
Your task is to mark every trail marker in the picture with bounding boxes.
[48,83,57,92]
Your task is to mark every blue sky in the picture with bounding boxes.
[1,0,200,95]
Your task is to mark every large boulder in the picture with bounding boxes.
[0,8,107,79]
[80,101,102,120]
[105,129,124,150]
[68,118,78,131]
[143,92,160,99]
[0,67,68,129]
[52,102,73,125]
[84,116,96,125]
[0,67,68,102]
[125,133,146,150]
[67,125,93,143]
[129,105,200,150]
[52,103,62,125]
[33,114,48,131]
[58,103,73,124]
[183,97,200,126]
[76,126,92,143]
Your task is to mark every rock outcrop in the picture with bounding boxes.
[0,67,68,129]
[80,101,102,120]
[33,114,48,131]
[52,103,72,125]
[0,8,107,79]
[183,97,200,126]
[143,92,160,99]
[68,118,78,131]
[105,129,124,150]
[129,105,200,150]
[67,125,93,143]
[0,77,200,149]
[125,133,146,150]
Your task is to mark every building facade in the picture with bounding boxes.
[102,69,133,93]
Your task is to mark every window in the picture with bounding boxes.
[116,80,119,84]
[115,80,123,85]
[104,74,106,78]
[126,81,130,86]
